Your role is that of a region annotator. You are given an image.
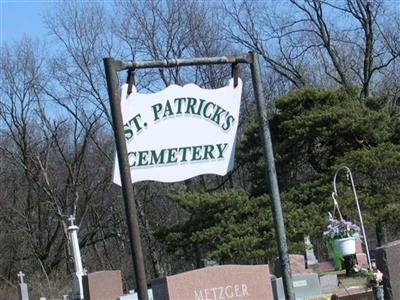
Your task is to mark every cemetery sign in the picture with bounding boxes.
[113,79,242,185]
[104,53,296,300]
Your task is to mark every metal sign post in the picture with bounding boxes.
[250,51,295,299]
[103,51,295,300]
[104,58,149,300]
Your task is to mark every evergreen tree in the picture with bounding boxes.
[239,87,399,246]
[156,189,276,266]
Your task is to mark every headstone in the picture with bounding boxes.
[354,239,368,267]
[319,274,338,294]
[355,239,363,253]
[356,253,368,267]
[151,265,273,300]
[331,287,373,300]
[274,254,312,277]
[17,271,29,300]
[304,235,318,267]
[372,240,400,300]
[71,273,81,300]
[318,261,336,272]
[117,289,154,300]
[271,273,322,300]
[200,258,218,268]
[82,271,123,300]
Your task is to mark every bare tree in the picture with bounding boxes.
[0,38,66,287]
[44,1,118,126]
[0,36,123,296]
[224,0,400,97]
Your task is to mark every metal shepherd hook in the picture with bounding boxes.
[333,166,372,270]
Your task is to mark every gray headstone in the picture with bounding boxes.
[304,235,318,267]
[373,240,400,300]
[117,289,154,300]
[319,274,338,294]
[200,258,218,268]
[272,273,322,300]
[70,273,81,300]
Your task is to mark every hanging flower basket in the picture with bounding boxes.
[323,217,361,268]
[334,236,356,256]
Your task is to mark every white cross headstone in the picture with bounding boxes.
[17,271,29,300]
[18,271,25,284]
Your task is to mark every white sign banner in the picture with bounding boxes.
[113,78,242,185]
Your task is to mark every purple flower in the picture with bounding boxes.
[323,217,361,240]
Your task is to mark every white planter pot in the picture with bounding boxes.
[334,237,356,256]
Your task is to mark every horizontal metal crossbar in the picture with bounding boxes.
[114,53,253,71]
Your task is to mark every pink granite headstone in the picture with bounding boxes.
[355,239,363,253]
[274,254,312,277]
[82,271,123,300]
[354,239,369,266]
[318,261,336,272]
[151,265,273,300]
[356,253,368,266]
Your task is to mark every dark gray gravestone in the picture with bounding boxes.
[373,240,400,300]
[271,273,322,300]
[71,273,80,300]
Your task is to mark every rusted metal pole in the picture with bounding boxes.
[104,57,149,300]
[250,51,295,300]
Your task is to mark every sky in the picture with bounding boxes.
[0,0,56,44]
[2,0,399,45]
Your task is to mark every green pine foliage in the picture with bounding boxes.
[155,188,276,265]
[338,143,400,232]
[241,87,400,247]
